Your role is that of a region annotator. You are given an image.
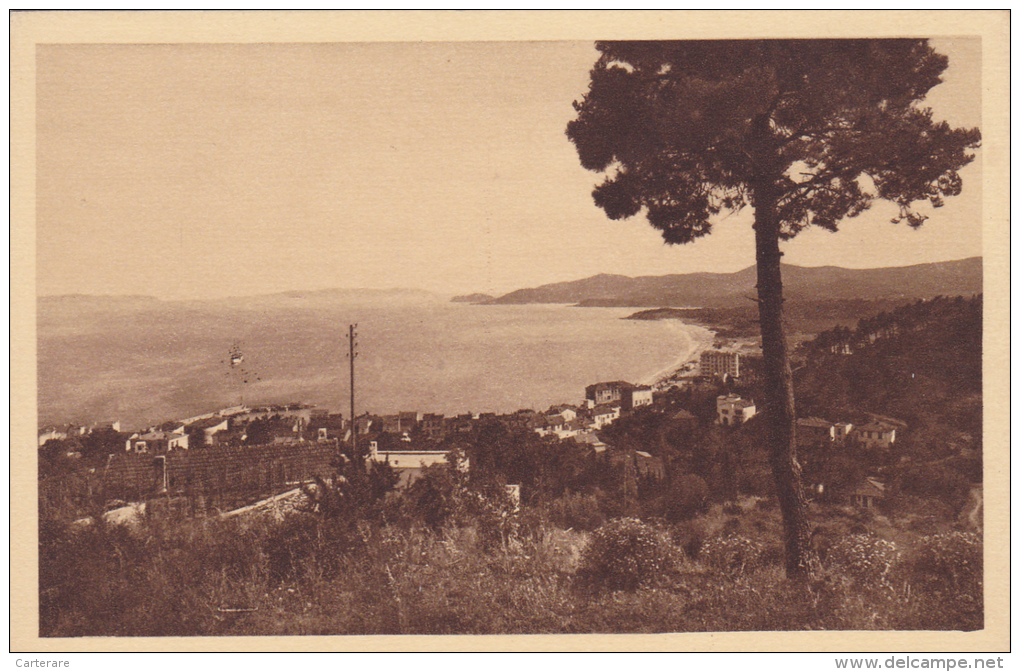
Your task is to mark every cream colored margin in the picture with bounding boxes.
[10,10,1010,653]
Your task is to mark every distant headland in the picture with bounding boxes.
[454,257,982,309]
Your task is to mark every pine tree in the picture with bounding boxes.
[567,39,980,578]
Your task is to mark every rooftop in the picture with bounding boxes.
[858,421,897,433]
[797,417,834,429]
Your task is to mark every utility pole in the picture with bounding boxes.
[347,323,358,456]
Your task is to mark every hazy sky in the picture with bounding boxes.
[36,38,982,300]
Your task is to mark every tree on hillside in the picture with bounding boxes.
[567,40,980,578]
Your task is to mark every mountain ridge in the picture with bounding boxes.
[39,257,981,309]
[484,257,982,308]
[39,286,445,308]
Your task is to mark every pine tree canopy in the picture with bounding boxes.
[566,39,982,242]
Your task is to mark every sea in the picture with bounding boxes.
[37,298,712,430]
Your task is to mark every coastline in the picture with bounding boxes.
[638,321,716,388]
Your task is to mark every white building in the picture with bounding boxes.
[855,422,897,450]
[701,350,740,378]
[591,404,621,429]
[716,394,756,426]
[622,385,654,410]
[38,427,69,447]
[368,440,468,488]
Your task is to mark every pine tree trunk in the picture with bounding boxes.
[752,176,814,581]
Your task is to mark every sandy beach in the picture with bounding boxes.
[639,320,717,388]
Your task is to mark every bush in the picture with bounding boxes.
[665,474,710,522]
[699,534,766,576]
[576,518,680,591]
[466,482,525,551]
[407,462,466,530]
[890,531,983,631]
[826,534,900,593]
[901,464,971,514]
[670,519,709,559]
[546,493,605,532]
[905,531,982,593]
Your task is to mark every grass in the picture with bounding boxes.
[38,498,983,637]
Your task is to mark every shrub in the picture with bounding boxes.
[407,462,466,530]
[826,534,900,593]
[576,518,680,591]
[466,483,524,551]
[261,513,324,580]
[670,519,709,559]
[901,464,971,514]
[260,510,376,581]
[546,493,605,532]
[906,531,982,593]
[664,474,710,522]
[699,534,766,576]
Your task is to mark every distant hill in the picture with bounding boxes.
[38,294,162,310]
[487,257,982,308]
[207,287,445,310]
[795,295,983,435]
[40,287,445,313]
[451,293,496,304]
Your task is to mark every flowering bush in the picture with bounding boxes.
[907,531,982,593]
[577,518,680,591]
[699,534,766,576]
[826,534,899,593]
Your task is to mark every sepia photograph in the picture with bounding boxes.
[10,11,1009,653]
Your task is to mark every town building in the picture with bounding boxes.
[847,478,886,508]
[700,350,740,378]
[548,404,579,423]
[353,414,379,435]
[126,429,187,453]
[381,414,403,434]
[621,385,654,410]
[573,431,609,453]
[584,381,652,411]
[591,404,621,430]
[420,413,446,440]
[855,421,898,450]
[87,420,122,434]
[531,415,565,437]
[716,394,756,426]
[608,449,666,479]
[671,409,699,428]
[796,417,836,446]
[167,433,190,451]
[368,440,467,488]
[186,417,230,446]
[447,414,475,435]
[833,422,854,443]
[584,381,632,407]
[38,426,69,447]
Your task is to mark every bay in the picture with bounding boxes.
[37,298,713,430]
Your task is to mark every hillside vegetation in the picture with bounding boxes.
[795,295,982,441]
[38,297,983,636]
